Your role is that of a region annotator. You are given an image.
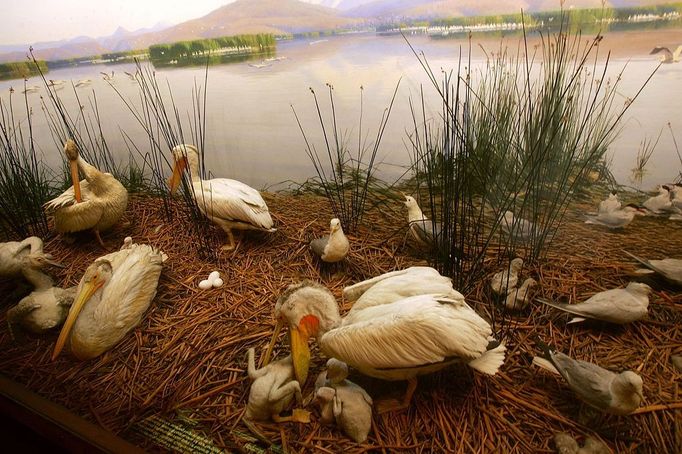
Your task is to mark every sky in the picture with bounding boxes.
[3,0,332,45]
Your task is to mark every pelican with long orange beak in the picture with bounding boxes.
[44,140,128,247]
[168,144,275,251]
[51,240,166,360]
[264,268,505,413]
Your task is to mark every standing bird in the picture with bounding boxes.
[168,144,275,251]
[532,340,644,415]
[265,276,505,413]
[490,258,524,295]
[0,236,61,279]
[624,250,682,287]
[650,45,682,63]
[403,195,442,250]
[44,140,128,247]
[51,241,166,360]
[598,191,621,214]
[310,218,350,263]
[504,277,537,310]
[643,185,673,214]
[536,282,651,324]
[7,256,75,336]
[584,204,645,229]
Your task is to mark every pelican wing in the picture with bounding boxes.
[550,352,614,409]
[44,180,91,211]
[194,178,273,229]
[46,193,104,233]
[321,294,492,371]
[342,266,443,303]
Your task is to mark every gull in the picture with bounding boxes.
[598,191,621,214]
[403,195,442,250]
[650,45,682,63]
[584,204,645,229]
[310,218,350,263]
[624,250,682,287]
[490,258,524,295]
[536,282,651,324]
[532,339,644,415]
[500,210,535,240]
[504,277,537,310]
[643,185,673,214]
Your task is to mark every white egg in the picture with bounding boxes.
[208,271,221,282]
[198,279,212,290]
[212,278,224,288]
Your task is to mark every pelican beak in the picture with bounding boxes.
[289,315,319,385]
[262,318,284,367]
[52,276,104,360]
[168,156,187,194]
[69,159,82,203]
[44,254,65,268]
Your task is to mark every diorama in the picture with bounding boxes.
[0,0,681,452]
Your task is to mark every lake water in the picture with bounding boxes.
[1,32,680,191]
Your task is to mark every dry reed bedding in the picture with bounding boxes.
[0,193,680,453]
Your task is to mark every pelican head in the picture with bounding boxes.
[24,251,64,270]
[510,258,524,272]
[52,259,113,359]
[64,139,82,202]
[169,144,199,193]
[264,281,340,384]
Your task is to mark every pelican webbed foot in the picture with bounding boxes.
[272,408,311,423]
[375,377,418,414]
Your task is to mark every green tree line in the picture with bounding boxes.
[149,33,276,61]
[0,60,48,81]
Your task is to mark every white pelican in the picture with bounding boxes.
[650,45,682,63]
[52,240,166,360]
[403,195,442,249]
[7,257,75,336]
[643,185,673,214]
[624,250,682,287]
[598,191,621,214]
[584,204,645,229]
[266,271,506,413]
[168,144,275,251]
[536,282,651,324]
[310,218,349,263]
[532,340,643,415]
[44,140,128,247]
[0,236,62,278]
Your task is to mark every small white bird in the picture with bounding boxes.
[6,258,75,336]
[597,191,621,214]
[403,195,442,250]
[310,218,350,263]
[584,204,645,229]
[669,183,682,212]
[536,282,651,324]
[650,45,682,63]
[500,210,535,241]
[504,277,537,310]
[643,185,673,214]
[0,236,62,279]
[314,358,373,443]
[245,348,310,423]
[624,250,682,287]
[533,340,644,415]
[100,71,114,81]
[490,258,524,295]
[74,79,92,88]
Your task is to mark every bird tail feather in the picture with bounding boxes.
[532,356,560,374]
[536,297,586,319]
[468,342,506,375]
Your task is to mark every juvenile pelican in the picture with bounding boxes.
[44,140,128,247]
[650,45,682,63]
[52,241,166,360]
[403,195,442,250]
[266,274,505,413]
[584,204,645,229]
[0,236,62,278]
[168,144,275,251]
[310,218,350,263]
[490,258,524,295]
[7,257,75,336]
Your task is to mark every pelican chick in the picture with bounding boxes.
[598,191,621,214]
[266,277,505,413]
[52,241,166,360]
[44,140,128,247]
[504,277,537,310]
[584,204,645,229]
[403,195,442,250]
[310,218,349,263]
[0,236,62,279]
[169,144,275,251]
[490,258,524,295]
[536,282,651,324]
[650,45,682,63]
[624,250,682,287]
[532,339,643,415]
[7,257,75,336]
[245,348,310,423]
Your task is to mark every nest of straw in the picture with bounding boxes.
[0,193,680,453]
